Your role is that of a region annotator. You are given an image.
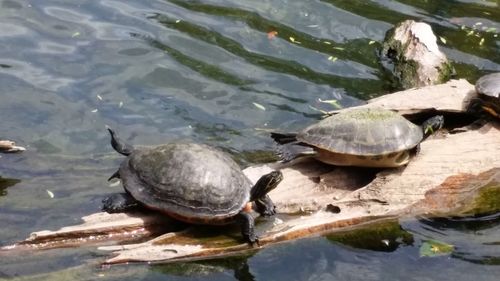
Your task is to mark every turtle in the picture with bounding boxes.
[270,107,444,168]
[102,128,283,245]
[468,72,500,120]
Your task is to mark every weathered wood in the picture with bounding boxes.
[2,212,171,251]
[2,79,499,264]
[329,79,476,116]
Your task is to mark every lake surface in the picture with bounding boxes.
[0,0,499,280]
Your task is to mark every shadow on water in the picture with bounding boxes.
[0,177,20,197]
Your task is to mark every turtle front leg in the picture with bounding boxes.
[237,211,259,246]
[254,195,276,217]
[102,192,140,213]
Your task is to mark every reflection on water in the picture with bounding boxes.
[0,176,20,196]
[413,213,500,265]
[0,0,498,279]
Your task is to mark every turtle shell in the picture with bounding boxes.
[475,73,500,118]
[476,73,500,99]
[118,142,252,224]
[297,108,423,156]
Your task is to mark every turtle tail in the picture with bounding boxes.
[270,132,298,145]
[107,127,133,156]
[107,170,120,181]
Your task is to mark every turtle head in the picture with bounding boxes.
[422,115,444,138]
[250,170,283,201]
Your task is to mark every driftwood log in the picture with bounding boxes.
[0,140,25,153]
[2,79,499,264]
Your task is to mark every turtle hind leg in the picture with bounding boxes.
[107,127,134,156]
[276,143,316,162]
[237,211,259,246]
[102,192,140,213]
[270,132,298,144]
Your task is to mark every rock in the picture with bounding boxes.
[381,20,453,89]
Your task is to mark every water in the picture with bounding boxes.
[0,0,499,279]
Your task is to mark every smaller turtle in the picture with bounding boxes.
[468,72,500,120]
[102,128,283,245]
[271,108,443,168]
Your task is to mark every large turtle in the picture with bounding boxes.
[102,128,283,245]
[271,107,444,168]
[468,72,500,120]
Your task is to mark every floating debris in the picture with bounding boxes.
[267,31,278,39]
[252,102,266,111]
[327,56,338,62]
[46,190,55,199]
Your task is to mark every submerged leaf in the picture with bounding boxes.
[419,240,454,257]
[318,98,342,109]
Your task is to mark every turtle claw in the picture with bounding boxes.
[254,195,276,217]
[248,236,260,247]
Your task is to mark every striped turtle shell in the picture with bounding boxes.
[118,142,252,224]
[297,108,423,156]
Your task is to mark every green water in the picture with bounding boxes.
[0,0,499,280]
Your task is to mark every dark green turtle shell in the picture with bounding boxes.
[118,142,252,223]
[297,108,423,156]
